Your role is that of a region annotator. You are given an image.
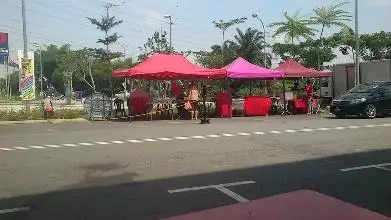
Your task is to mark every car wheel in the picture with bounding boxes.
[335,113,345,119]
[364,104,377,119]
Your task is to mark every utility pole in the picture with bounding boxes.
[164,15,173,52]
[354,0,360,85]
[103,3,118,102]
[21,0,28,58]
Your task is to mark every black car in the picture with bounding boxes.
[330,81,391,119]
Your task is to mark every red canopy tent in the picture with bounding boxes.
[112,53,226,80]
[275,59,332,78]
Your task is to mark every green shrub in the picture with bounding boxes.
[0,108,83,121]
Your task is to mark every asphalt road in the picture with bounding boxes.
[0,115,391,219]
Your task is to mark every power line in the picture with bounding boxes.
[4,0,218,46]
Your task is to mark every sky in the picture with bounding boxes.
[1,0,391,66]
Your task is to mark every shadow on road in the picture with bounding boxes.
[1,149,391,220]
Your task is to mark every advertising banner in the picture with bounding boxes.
[0,32,8,55]
[18,50,35,100]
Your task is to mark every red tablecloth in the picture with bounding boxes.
[216,92,232,118]
[290,98,318,114]
[244,96,272,116]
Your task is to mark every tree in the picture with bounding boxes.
[272,37,337,69]
[330,27,357,60]
[87,4,124,61]
[269,10,316,46]
[213,17,247,66]
[87,3,123,97]
[311,1,351,69]
[232,27,270,66]
[138,31,171,61]
[194,42,237,68]
[360,31,391,61]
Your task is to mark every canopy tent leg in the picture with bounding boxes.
[200,82,210,124]
[128,78,132,124]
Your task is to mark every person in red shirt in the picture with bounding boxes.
[305,79,314,114]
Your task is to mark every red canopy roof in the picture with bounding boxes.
[112,53,226,80]
[275,59,332,78]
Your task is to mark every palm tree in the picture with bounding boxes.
[269,10,317,46]
[311,2,352,69]
[232,28,268,66]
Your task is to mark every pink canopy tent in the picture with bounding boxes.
[275,59,332,78]
[112,53,226,80]
[225,57,284,79]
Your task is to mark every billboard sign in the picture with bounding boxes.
[0,32,9,55]
[18,50,35,100]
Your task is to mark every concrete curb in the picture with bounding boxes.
[0,118,89,125]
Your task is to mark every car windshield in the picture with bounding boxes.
[347,83,382,93]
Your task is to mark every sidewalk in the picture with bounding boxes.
[0,118,88,125]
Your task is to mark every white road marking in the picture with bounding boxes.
[14,147,29,150]
[143,139,158,142]
[158,137,173,141]
[192,136,206,139]
[207,134,221,138]
[222,133,235,137]
[253,131,266,135]
[3,123,390,152]
[127,140,141,143]
[78,143,94,146]
[376,166,391,172]
[340,163,391,172]
[62,144,78,147]
[0,206,30,214]
[215,186,249,203]
[29,146,45,149]
[168,180,256,193]
[46,145,62,148]
[238,132,251,136]
[168,180,255,203]
[316,127,331,131]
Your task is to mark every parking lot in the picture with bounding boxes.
[0,116,391,219]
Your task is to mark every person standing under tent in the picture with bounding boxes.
[305,79,314,115]
[187,81,199,120]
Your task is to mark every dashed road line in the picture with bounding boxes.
[2,123,391,152]
[46,144,62,148]
[14,147,29,150]
[78,143,94,146]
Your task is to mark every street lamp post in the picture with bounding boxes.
[354,0,360,85]
[33,43,45,117]
[252,14,267,68]
[164,15,173,52]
